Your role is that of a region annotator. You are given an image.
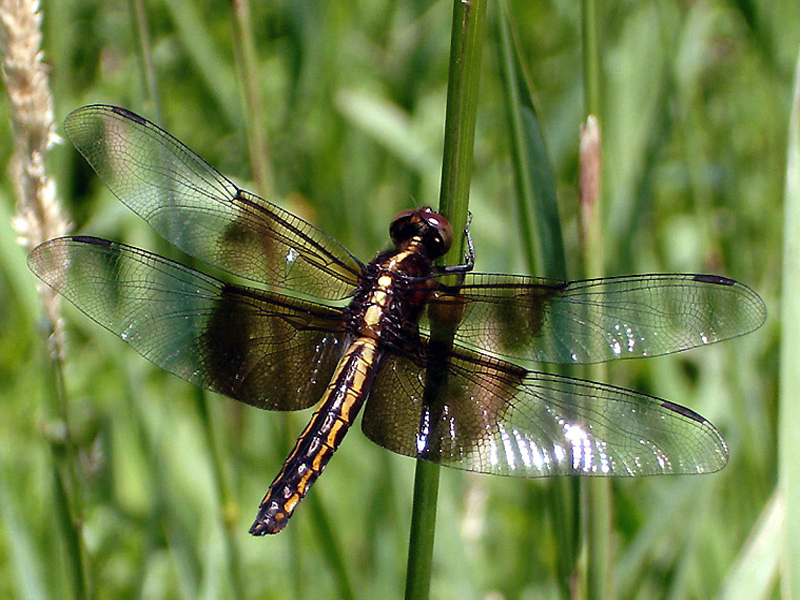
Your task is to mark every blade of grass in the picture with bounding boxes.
[497,5,575,598]
[230,0,274,197]
[127,4,171,267]
[0,1,88,596]
[496,0,566,281]
[405,461,441,600]
[121,9,237,593]
[405,1,487,598]
[435,0,487,237]
[718,490,782,600]
[129,0,163,125]
[0,476,49,600]
[579,116,612,600]
[47,425,90,600]
[33,314,91,600]
[579,1,612,597]
[161,0,240,126]
[118,360,201,600]
[581,0,600,118]
[778,40,800,599]
[306,493,357,600]
[193,389,246,600]
[496,5,539,277]
[228,3,355,588]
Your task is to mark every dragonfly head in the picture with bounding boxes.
[389,206,453,260]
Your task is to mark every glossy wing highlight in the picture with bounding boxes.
[63,105,362,300]
[424,273,766,365]
[363,347,727,476]
[28,236,348,410]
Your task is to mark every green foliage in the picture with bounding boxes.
[0,0,794,598]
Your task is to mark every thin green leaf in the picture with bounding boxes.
[778,41,800,598]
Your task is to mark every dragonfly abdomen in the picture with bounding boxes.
[249,337,384,535]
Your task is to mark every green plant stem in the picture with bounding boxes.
[581,0,600,117]
[194,390,246,600]
[162,0,240,126]
[579,118,611,600]
[118,361,201,598]
[405,2,487,599]
[230,0,274,196]
[405,460,441,600]
[228,2,351,591]
[496,1,566,280]
[496,6,536,276]
[580,0,612,595]
[129,0,163,125]
[41,331,91,600]
[497,4,574,597]
[436,0,487,240]
[306,493,356,600]
[779,43,800,598]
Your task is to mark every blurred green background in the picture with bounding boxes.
[0,0,795,598]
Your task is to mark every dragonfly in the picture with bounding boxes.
[28,105,766,535]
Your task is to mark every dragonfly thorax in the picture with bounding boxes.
[347,247,436,344]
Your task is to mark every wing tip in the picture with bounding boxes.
[70,235,113,247]
[108,105,148,125]
[658,398,708,424]
[692,273,767,329]
[692,273,735,286]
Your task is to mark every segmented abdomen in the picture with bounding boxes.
[249,337,384,535]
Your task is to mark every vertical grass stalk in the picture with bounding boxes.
[778,42,800,598]
[306,493,357,600]
[162,0,240,125]
[581,0,600,118]
[129,0,163,124]
[579,2,612,597]
[436,0,487,238]
[496,6,575,597]
[405,2,487,599]
[496,1,566,280]
[194,389,247,600]
[579,117,612,600]
[0,0,84,596]
[230,0,274,196]
[229,3,351,594]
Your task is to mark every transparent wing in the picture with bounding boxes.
[28,236,348,410]
[423,273,766,364]
[64,105,363,300]
[363,347,727,476]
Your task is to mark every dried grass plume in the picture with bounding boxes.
[0,0,68,341]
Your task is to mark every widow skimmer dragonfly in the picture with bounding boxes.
[28,105,766,535]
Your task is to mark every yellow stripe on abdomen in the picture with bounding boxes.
[249,337,383,535]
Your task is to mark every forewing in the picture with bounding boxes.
[423,273,766,365]
[363,347,727,476]
[63,105,362,300]
[28,236,347,410]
